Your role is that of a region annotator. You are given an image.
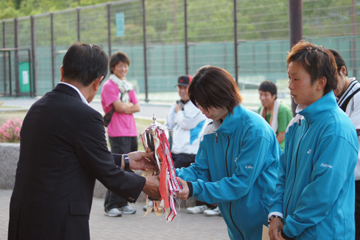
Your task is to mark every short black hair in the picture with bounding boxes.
[258,80,277,97]
[109,51,130,74]
[188,65,243,114]
[62,42,108,87]
[328,49,348,77]
[287,41,338,95]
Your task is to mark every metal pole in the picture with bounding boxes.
[27,49,33,97]
[14,18,20,97]
[107,3,112,57]
[50,13,55,89]
[184,0,189,75]
[142,0,149,102]
[173,0,177,74]
[77,8,81,42]
[31,16,37,96]
[289,0,303,116]
[352,0,357,78]
[2,21,6,95]
[8,51,12,96]
[233,0,238,85]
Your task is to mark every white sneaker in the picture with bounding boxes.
[119,205,136,214]
[204,207,221,216]
[186,205,209,214]
[105,208,122,217]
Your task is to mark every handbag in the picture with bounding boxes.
[104,108,115,127]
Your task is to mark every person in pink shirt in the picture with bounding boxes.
[101,51,140,217]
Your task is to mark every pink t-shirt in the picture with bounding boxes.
[101,79,139,137]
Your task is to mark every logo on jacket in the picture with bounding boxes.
[307,149,311,154]
[320,163,333,168]
[245,165,254,169]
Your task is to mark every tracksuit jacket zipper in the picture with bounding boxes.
[222,134,245,240]
[285,119,310,217]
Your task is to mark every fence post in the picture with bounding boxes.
[2,21,6,95]
[233,0,238,85]
[14,17,20,97]
[142,0,149,102]
[31,16,37,96]
[77,8,81,42]
[107,3,112,58]
[184,0,189,75]
[50,13,55,89]
[289,0,303,116]
[352,0,357,78]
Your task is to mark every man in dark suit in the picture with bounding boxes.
[8,43,160,240]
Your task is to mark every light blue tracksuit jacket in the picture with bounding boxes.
[270,92,358,239]
[176,104,280,240]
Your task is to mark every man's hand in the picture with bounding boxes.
[176,177,189,200]
[175,102,183,113]
[142,175,160,200]
[128,151,157,170]
[269,217,284,240]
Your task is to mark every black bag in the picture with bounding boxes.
[104,108,115,127]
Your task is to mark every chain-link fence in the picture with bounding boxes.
[0,0,359,105]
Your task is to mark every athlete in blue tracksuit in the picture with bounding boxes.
[270,92,358,239]
[175,66,280,240]
[269,41,359,240]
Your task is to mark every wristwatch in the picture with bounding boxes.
[123,154,130,171]
[268,214,282,226]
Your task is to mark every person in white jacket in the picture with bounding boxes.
[165,75,207,168]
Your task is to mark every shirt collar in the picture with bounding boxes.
[59,82,89,105]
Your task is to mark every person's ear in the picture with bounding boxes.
[60,66,64,82]
[340,66,347,77]
[93,76,104,91]
[316,76,327,91]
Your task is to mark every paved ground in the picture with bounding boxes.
[0,189,229,240]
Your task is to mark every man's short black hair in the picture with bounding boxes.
[62,42,108,87]
[328,49,348,77]
[258,80,277,97]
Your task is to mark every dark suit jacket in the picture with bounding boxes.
[8,84,145,240]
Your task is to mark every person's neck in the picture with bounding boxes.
[63,79,91,103]
[265,104,274,114]
[339,77,353,98]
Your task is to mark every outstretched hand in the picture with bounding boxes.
[176,177,189,200]
[142,175,161,200]
[128,151,157,170]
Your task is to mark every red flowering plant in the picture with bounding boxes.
[0,117,22,143]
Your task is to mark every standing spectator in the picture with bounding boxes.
[258,80,293,151]
[8,43,160,240]
[165,75,207,169]
[101,51,140,217]
[329,49,360,240]
[176,65,280,240]
[268,42,358,240]
[165,75,216,215]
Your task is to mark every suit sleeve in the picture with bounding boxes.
[74,112,145,202]
[282,135,357,238]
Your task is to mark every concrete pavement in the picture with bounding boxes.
[0,189,229,240]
